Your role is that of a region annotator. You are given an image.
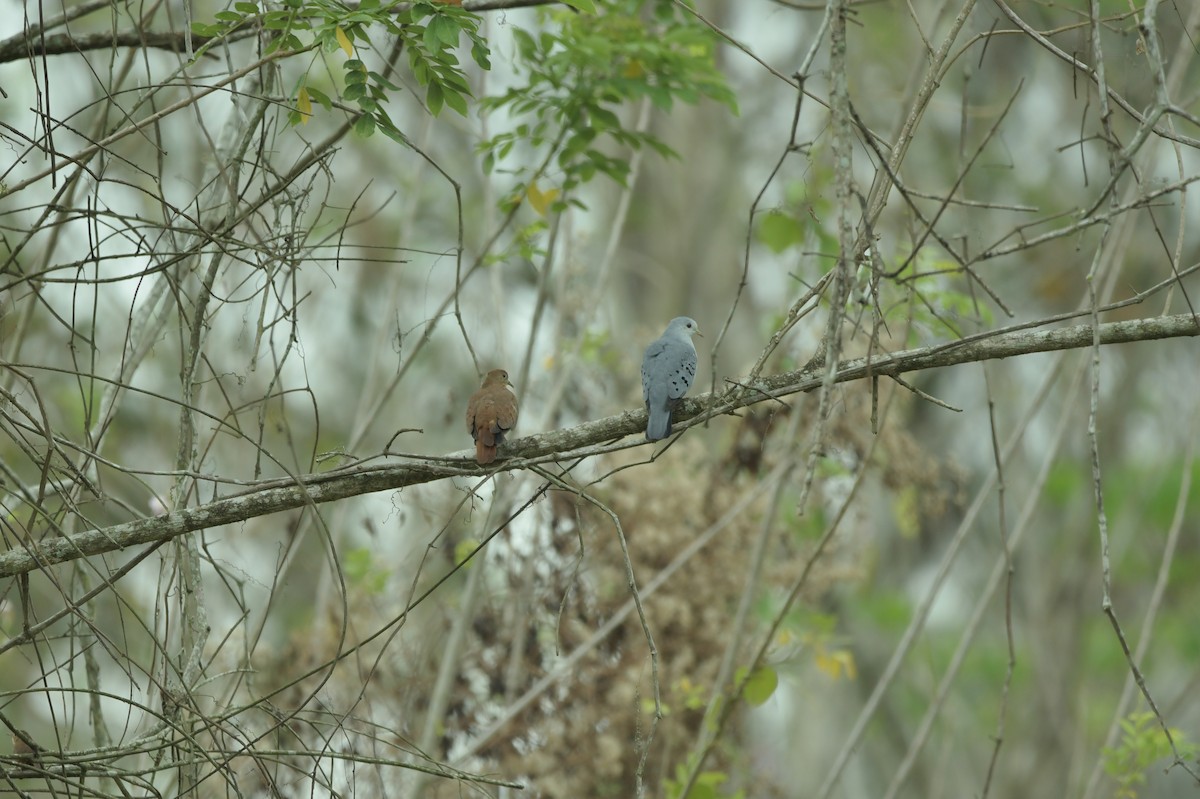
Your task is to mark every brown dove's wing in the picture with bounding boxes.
[470,395,500,463]
[470,391,506,463]
[493,390,518,441]
[473,395,501,447]
[465,381,495,463]
[466,391,480,437]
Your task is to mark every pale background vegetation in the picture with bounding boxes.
[1,1,1199,798]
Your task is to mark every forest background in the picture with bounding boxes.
[1,0,1200,797]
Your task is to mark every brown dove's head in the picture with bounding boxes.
[482,368,511,388]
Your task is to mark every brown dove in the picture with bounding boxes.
[466,369,519,464]
[11,728,44,760]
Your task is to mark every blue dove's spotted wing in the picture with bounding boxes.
[641,317,700,441]
[665,341,697,400]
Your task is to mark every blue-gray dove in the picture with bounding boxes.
[641,317,700,441]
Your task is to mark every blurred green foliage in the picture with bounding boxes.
[480,0,737,209]
[1102,711,1197,799]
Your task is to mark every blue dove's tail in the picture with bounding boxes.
[646,404,672,440]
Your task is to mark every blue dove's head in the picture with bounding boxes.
[666,317,701,338]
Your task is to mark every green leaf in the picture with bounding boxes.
[562,128,595,158]
[234,1,257,12]
[740,666,778,707]
[647,85,674,111]
[409,54,429,86]
[342,547,389,594]
[373,110,407,145]
[305,86,332,110]
[354,114,376,137]
[644,137,679,159]
[434,49,461,68]
[214,10,242,21]
[261,10,292,28]
[408,1,430,22]
[379,123,407,146]
[439,68,470,94]
[427,14,460,48]
[368,71,400,91]
[426,81,444,116]
[758,210,805,253]
[512,27,536,60]
[559,0,596,11]
[443,87,468,116]
[471,40,491,70]
[588,105,620,131]
[344,547,372,583]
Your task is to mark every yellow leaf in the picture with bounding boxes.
[454,539,480,568]
[296,87,313,124]
[893,486,920,539]
[335,26,354,57]
[641,698,669,716]
[622,59,645,79]
[526,182,559,217]
[815,648,857,681]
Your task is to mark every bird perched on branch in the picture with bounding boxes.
[466,369,519,464]
[641,317,700,441]
[11,728,44,760]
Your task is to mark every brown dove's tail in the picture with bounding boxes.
[476,438,498,464]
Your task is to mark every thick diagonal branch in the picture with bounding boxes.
[1,312,1196,579]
